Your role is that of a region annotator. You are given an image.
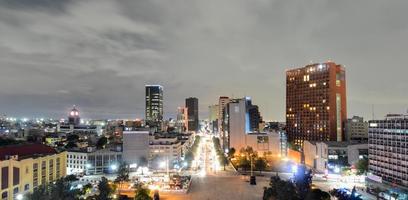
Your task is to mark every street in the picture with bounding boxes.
[160,134,269,200]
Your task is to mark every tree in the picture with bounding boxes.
[355,158,368,175]
[64,174,79,182]
[115,162,129,183]
[228,147,236,158]
[97,136,108,149]
[97,177,116,200]
[305,189,331,200]
[27,185,51,200]
[134,184,152,200]
[238,157,251,172]
[293,165,313,200]
[0,137,22,147]
[255,157,267,174]
[50,178,79,200]
[80,183,93,196]
[27,177,80,200]
[263,174,299,200]
[65,141,77,149]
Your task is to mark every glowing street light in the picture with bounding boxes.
[334,166,340,173]
[110,164,118,171]
[291,165,298,174]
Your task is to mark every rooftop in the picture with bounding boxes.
[0,143,58,161]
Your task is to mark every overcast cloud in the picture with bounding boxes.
[0,0,407,120]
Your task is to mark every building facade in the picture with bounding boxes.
[286,62,347,146]
[145,85,163,128]
[0,144,66,200]
[123,129,150,166]
[176,107,188,133]
[368,114,408,192]
[208,104,219,133]
[303,141,368,173]
[345,116,368,142]
[185,97,199,132]
[223,97,281,155]
[66,147,122,175]
[218,96,230,134]
[149,135,183,168]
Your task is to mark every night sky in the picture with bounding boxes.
[0,0,407,120]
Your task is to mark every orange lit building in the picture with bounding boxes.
[286,62,347,146]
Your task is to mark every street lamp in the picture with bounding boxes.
[110,164,118,171]
[250,154,256,185]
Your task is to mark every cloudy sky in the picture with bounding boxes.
[0,0,407,121]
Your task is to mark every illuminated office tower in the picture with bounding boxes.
[286,61,347,146]
[145,85,163,127]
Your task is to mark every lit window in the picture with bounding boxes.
[303,75,310,82]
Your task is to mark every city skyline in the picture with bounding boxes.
[1,0,408,121]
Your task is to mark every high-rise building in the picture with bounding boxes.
[145,85,163,127]
[218,96,230,147]
[223,97,281,155]
[248,105,263,132]
[367,114,408,195]
[209,104,219,133]
[286,62,347,146]
[185,97,199,132]
[176,107,188,132]
[345,116,368,142]
[68,106,80,125]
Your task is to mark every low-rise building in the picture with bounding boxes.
[122,129,150,166]
[0,144,66,200]
[149,134,183,167]
[66,146,122,175]
[345,116,368,142]
[303,141,368,173]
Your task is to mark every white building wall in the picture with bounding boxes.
[123,131,150,165]
[66,151,88,175]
